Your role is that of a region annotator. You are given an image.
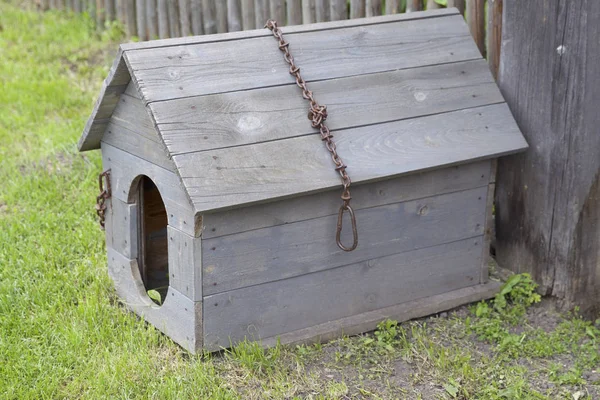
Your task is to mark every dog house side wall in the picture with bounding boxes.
[201,160,497,350]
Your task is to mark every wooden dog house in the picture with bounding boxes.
[78,9,527,353]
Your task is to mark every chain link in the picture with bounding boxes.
[96,170,111,230]
[265,20,358,251]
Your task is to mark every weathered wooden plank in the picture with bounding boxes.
[105,198,138,259]
[167,0,180,37]
[487,0,502,79]
[286,0,302,25]
[157,0,169,38]
[240,0,255,29]
[314,0,329,22]
[329,0,347,20]
[254,0,268,28]
[269,0,286,24]
[386,0,399,14]
[153,60,500,154]
[115,0,125,25]
[203,237,484,348]
[480,183,494,283]
[366,0,382,17]
[107,248,202,353]
[227,0,242,32]
[176,104,525,213]
[447,0,465,14]
[168,226,202,301]
[95,83,128,120]
[301,0,315,24]
[214,0,227,33]
[350,0,365,18]
[406,0,421,12]
[259,281,500,350]
[190,0,203,35]
[136,0,147,40]
[203,187,487,295]
[466,0,485,57]
[203,161,491,239]
[120,8,457,51]
[496,0,600,314]
[100,143,198,237]
[127,14,479,102]
[146,0,158,39]
[201,0,216,33]
[125,0,136,37]
[123,79,141,98]
[178,0,191,36]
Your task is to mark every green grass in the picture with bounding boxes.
[0,3,599,399]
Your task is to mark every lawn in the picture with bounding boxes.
[0,3,599,399]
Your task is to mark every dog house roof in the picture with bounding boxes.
[78,9,527,213]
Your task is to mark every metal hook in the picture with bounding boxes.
[336,203,358,252]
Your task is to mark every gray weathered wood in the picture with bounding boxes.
[107,248,202,352]
[480,183,494,283]
[496,0,600,315]
[168,226,202,301]
[203,237,483,348]
[386,0,399,14]
[115,0,125,24]
[152,60,500,154]
[125,0,136,37]
[105,198,138,259]
[466,0,485,57]
[100,143,198,237]
[214,0,227,33]
[201,0,216,33]
[406,0,421,12]
[269,0,286,24]
[127,14,478,102]
[366,0,382,17]
[105,0,115,21]
[350,0,365,18]
[178,0,191,36]
[167,0,180,37]
[95,0,106,28]
[146,0,158,39]
[301,0,315,23]
[447,0,465,14]
[203,187,487,294]
[190,0,203,35]
[487,0,502,79]
[175,104,525,213]
[329,0,347,20]
[314,0,329,22]
[157,0,169,38]
[427,0,441,10]
[203,161,491,239]
[136,0,147,40]
[254,0,268,28]
[286,0,302,25]
[259,281,500,350]
[227,0,242,32]
[240,0,255,29]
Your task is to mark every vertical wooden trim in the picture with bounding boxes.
[190,0,203,34]
[329,0,347,21]
[146,0,158,39]
[301,0,315,24]
[487,0,502,79]
[466,0,486,57]
[157,0,169,38]
[287,0,302,25]
[201,0,216,33]
[366,0,382,17]
[227,0,242,31]
[241,0,256,29]
[385,0,399,14]
[215,1,227,32]
[314,0,329,22]
[350,0,365,18]
[447,0,465,14]
[405,0,421,13]
[254,0,268,28]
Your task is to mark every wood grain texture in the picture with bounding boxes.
[146,0,158,39]
[258,281,500,350]
[487,0,502,79]
[203,237,484,348]
[127,14,478,102]
[176,103,525,213]
[105,198,138,259]
[466,0,485,57]
[241,0,255,29]
[269,0,286,24]
[314,0,328,22]
[152,59,498,155]
[201,0,216,33]
[301,0,315,23]
[350,0,365,18]
[202,160,491,239]
[496,0,600,315]
[157,0,168,38]
[286,0,302,25]
[168,226,202,301]
[136,0,147,40]
[125,0,136,37]
[190,0,203,35]
[366,0,382,17]
[214,0,227,33]
[100,143,198,237]
[329,0,347,20]
[178,0,191,36]
[254,0,268,28]
[167,0,180,37]
[203,187,487,295]
[107,247,202,353]
[227,0,242,31]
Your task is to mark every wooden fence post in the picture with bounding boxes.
[466,0,485,57]
[190,0,203,34]
[350,0,365,18]
[385,0,399,14]
[105,0,114,21]
[179,0,192,36]
[254,0,268,28]
[215,1,227,32]
[330,0,347,21]
[287,0,302,25]
[487,0,502,79]
[201,0,216,33]
[496,0,600,315]
[405,0,421,12]
[315,0,329,22]
[366,0,382,17]
[227,0,242,31]
[146,0,158,38]
[241,0,256,29]
[157,0,168,38]
[302,0,315,24]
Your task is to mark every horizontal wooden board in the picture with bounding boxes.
[203,236,483,349]
[153,59,500,155]
[101,143,198,237]
[203,186,487,295]
[176,103,526,213]
[126,14,479,103]
[202,160,491,239]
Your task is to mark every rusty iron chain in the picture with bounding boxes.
[265,20,358,252]
[96,170,111,230]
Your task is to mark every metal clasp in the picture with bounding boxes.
[336,203,358,252]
